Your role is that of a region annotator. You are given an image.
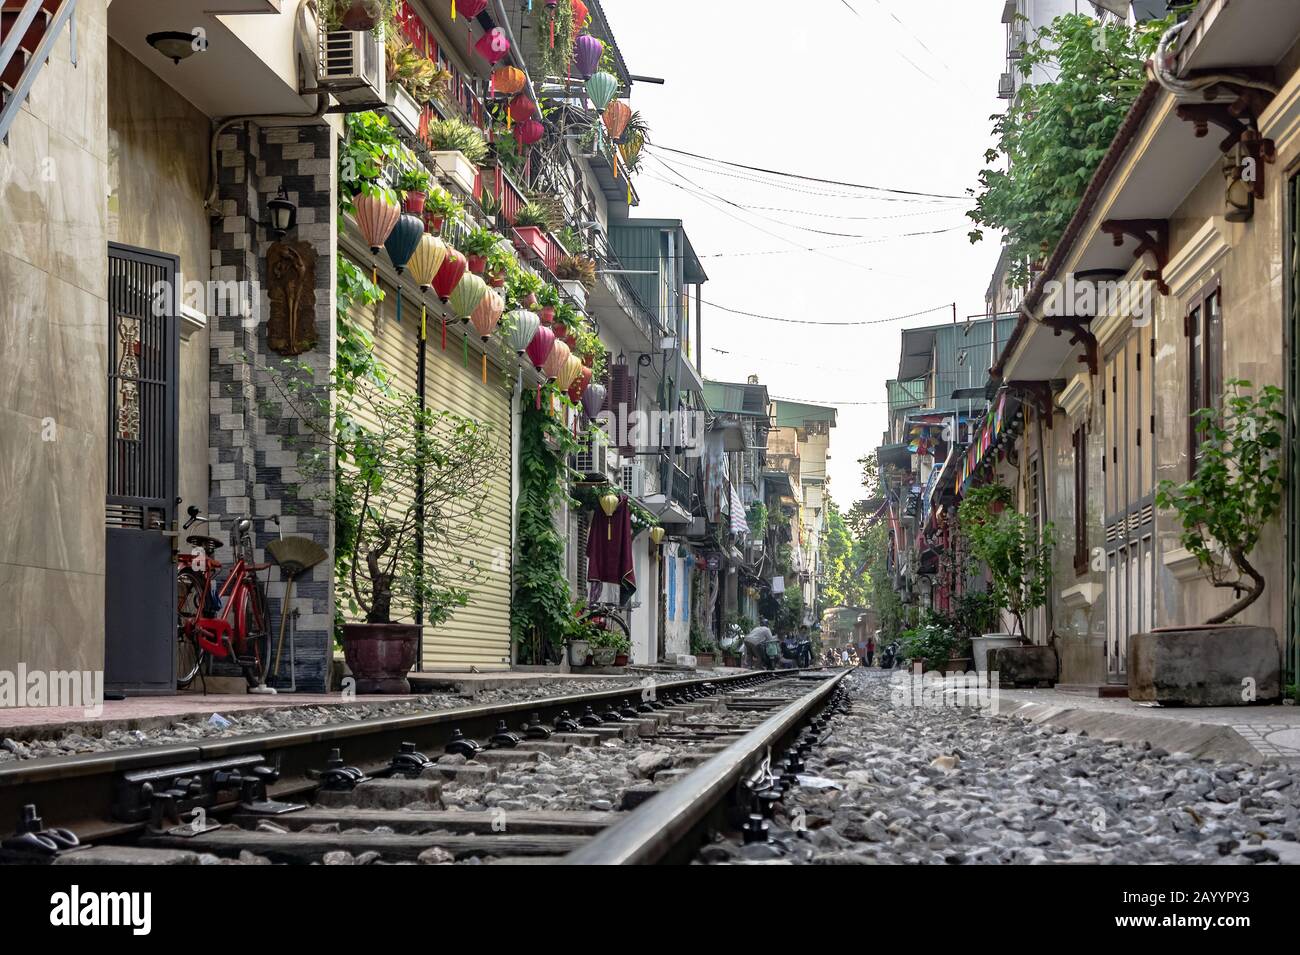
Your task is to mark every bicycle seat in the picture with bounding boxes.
[187,535,224,551]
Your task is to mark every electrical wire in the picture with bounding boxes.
[701,300,953,327]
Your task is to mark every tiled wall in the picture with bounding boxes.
[209,121,336,692]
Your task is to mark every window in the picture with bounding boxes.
[1185,281,1223,474]
[1073,425,1088,574]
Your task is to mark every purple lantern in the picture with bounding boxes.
[582,382,607,420]
[573,34,603,79]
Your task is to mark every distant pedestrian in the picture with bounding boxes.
[742,624,775,670]
[866,635,876,667]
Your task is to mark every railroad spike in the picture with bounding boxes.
[445,728,484,758]
[489,719,522,749]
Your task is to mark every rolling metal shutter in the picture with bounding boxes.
[346,253,513,671]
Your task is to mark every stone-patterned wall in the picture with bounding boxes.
[209,121,336,692]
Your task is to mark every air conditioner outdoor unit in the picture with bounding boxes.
[620,462,646,499]
[319,29,385,107]
[573,439,609,478]
[998,72,1015,100]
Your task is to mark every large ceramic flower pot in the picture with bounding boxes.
[343,622,420,694]
[971,633,1023,674]
[568,639,591,666]
[1129,625,1280,706]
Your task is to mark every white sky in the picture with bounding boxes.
[606,0,1007,506]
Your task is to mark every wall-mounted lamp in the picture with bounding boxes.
[146,31,204,65]
[263,189,298,240]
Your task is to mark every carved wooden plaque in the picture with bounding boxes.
[267,240,318,356]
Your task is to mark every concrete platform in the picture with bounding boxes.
[998,688,1300,763]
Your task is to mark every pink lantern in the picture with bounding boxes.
[525,324,555,372]
[354,192,400,254]
[470,289,505,342]
[514,119,544,146]
[542,339,570,383]
[474,26,511,64]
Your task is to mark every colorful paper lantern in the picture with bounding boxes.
[449,272,489,323]
[453,0,488,19]
[567,363,592,402]
[407,234,448,291]
[557,353,583,392]
[508,95,536,122]
[474,26,511,65]
[542,338,570,382]
[649,526,665,546]
[599,491,620,518]
[507,309,540,355]
[384,212,424,274]
[571,0,589,28]
[526,323,555,372]
[514,118,544,146]
[586,71,617,111]
[470,289,505,341]
[581,381,606,419]
[573,34,602,79]
[492,65,527,96]
[354,192,400,255]
[603,100,631,141]
[432,248,468,303]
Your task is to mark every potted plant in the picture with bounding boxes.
[459,226,498,275]
[536,283,559,325]
[284,361,504,693]
[900,618,957,672]
[320,0,397,33]
[691,632,717,668]
[556,254,596,308]
[385,37,449,135]
[513,201,555,260]
[957,482,1054,675]
[508,269,544,310]
[485,243,514,289]
[1146,380,1285,705]
[426,117,488,195]
[396,165,432,215]
[423,187,460,233]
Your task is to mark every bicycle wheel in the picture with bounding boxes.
[236,577,272,688]
[176,569,208,688]
[579,607,631,660]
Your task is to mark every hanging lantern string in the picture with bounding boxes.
[463,332,469,367]
[421,304,427,341]
[442,318,447,351]
[451,0,456,20]
[482,352,488,384]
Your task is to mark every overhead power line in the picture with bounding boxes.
[701,300,953,327]
[648,144,967,200]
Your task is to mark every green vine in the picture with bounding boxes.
[536,0,576,79]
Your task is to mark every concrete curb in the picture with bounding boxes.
[1001,700,1267,763]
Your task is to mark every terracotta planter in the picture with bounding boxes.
[513,225,550,260]
[488,271,506,288]
[467,254,487,274]
[342,622,420,694]
[614,653,629,667]
[521,292,537,308]
[696,653,716,668]
[539,305,555,325]
[552,320,567,340]
[403,191,427,215]
[425,213,445,233]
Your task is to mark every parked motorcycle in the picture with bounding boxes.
[879,640,901,669]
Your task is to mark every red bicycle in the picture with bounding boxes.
[176,505,272,689]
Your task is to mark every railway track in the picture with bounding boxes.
[0,669,849,866]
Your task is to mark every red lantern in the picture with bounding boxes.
[526,323,555,372]
[571,0,589,28]
[568,364,592,403]
[456,0,487,17]
[508,95,535,122]
[514,119,544,146]
[432,248,468,303]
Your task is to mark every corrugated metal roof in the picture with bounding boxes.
[887,378,927,414]
[894,316,1016,415]
[773,399,837,428]
[704,378,769,417]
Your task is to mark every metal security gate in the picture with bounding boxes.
[1103,325,1155,682]
[104,243,179,694]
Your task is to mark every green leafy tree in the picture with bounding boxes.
[958,484,1053,638]
[967,13,1172,288]
[1155,380,1285,623]
[820,496,869,609]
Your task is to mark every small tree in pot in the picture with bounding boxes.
[334,380,501,691]
[1142,380,1286,705]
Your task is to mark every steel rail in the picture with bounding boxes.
[0,670,779,843]
[559,670,849,865]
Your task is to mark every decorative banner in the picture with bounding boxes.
[432,248,468,303]
[542,338,570,382]
[407,234,448,291]
[573,34,603,79]
[586,71,617,111]
[354,192,400,254]
[449,272,489,322]
[956,392,1008,492]
[507,308,540,354]
[384,212,424,274]
[514,118,544,146]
